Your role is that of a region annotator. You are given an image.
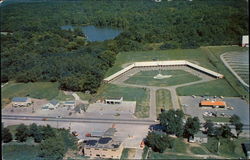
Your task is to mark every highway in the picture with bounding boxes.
[2,114,157,125]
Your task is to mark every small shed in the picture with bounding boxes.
[189,131,208,144]
[242,35,249,47]
[12,97,31,107]
[42,99,59,110]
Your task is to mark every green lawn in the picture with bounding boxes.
[203,117,230,123]
[1,81,74,107]
[94,84,150,118]
[148,151,198,159]
[3,144,40,160]
[124,70,201,87]
[202,137,247,159]
[165,138,188,154]
[190,147,208,155]
[156,89,172,116]
[176,79,239,97]
[76,92,93,101]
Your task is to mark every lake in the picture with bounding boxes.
[61,25,122,42]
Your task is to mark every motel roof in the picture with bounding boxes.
[84,137,122,149]
[12,97,28,102]
[200,101,226,106]
[49,99,59,105]
[64,101,75,105]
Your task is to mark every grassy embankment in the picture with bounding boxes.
[145,136,247,159]
[124,70,201,87]
[105,46,246,98]
[120,148,136,159]
[93,84,150,118]
[156,89,172,116]
[1,81,74,107]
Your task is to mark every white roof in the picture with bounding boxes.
[242,35,249,44]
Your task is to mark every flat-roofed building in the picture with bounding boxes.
[63,101,75,109]
[200,100,226,108]
[104,97,123,104]
[83,137,123,159]
[12,97,32,107]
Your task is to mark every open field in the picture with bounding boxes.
[3,144,40,160]
[148,152,198,159]
[1,82,74,107]
[190,147,208,155]
[94,84,150,118]
[202,137,247,159]
[176,79,239,97]
[124,70,201,87]
[156,89,172,115]
[203,117,230,123]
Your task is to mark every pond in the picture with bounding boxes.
[61,25,122,42]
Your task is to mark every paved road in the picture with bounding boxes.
[2,114,157,125]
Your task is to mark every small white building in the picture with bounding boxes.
[42,99,59,110]
[104,97,123,104]
[242,35,249,47]
[12,97,32,107]
[189,131,208,144]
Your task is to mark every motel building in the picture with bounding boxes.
[199,100,226,108]
[11,97,32,107]
[104,97,123,104]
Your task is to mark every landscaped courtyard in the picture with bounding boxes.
[124,70,201,87]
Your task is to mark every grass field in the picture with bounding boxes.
[156,89,172,115]
[166,138,188,154]
[1,82,74,107]
[3,144,40,160]
[202,137,247,159]
[176,79,239,97]
[190,147,208,155]
[105,46,247,99]
[124,70,201,87]
[148,151,198,159]
[203,117,231,122]
[94,84,150,118]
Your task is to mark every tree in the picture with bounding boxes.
[2,128,13,143]
[159,109,184,137]
[145,131,173,153]
[39,137,66,160]
[15,124,29,142]
[235,122,243,138]
[220,125,232,138]
[29,123,38,137]
[184,117,200,138]
[204,120,215,136]
[42,124,56,139]
[230,114,243,138]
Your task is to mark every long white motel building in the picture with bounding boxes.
[103,60,224,83]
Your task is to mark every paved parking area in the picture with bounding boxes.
[180,96,249,125]
[87,101,136,114]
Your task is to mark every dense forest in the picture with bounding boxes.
[1,0,248,92]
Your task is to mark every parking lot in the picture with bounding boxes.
[179,96,249,125]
